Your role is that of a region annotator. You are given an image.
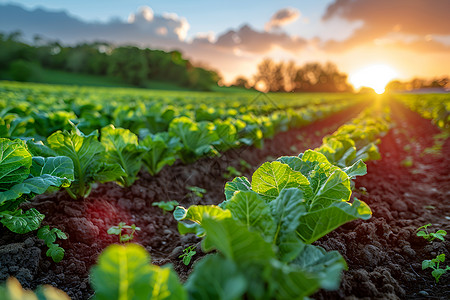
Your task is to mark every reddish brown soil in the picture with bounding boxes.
[0,102,368,299]
[314,100,450,300]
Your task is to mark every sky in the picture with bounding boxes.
[1,0,449,85]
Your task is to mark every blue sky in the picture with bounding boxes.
[0,0,333,39]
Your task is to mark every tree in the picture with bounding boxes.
[232,76,250,89]
[254,58,285,92]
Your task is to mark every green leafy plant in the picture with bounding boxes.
[0,277,70,300]
[416,224,447,242]
[212,119,240,152]
[107,222,141,243]
[100,125,147,187]
[37,225,68,262]
[315,107,390,169]
[179,245,197,265]
[152,200,179,214]
[140,132,181,175]
[422,253,450,283]
[0,138,73,236]
[45,122,124,199]
[168,117,219,163]
[187,186,206,198]
[90,244,187,300]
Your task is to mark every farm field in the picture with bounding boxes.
[0,81,449,299]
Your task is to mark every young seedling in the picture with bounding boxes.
[357,186,368,195]
[152,200,179,214]
[187,186,207,198]
[401,156,414,168]
[222,166,242,179]
[239,159,252,171]
[179,245,197,265]
[37,225,68,263]
[416,224,447,242]
[290,145,299,153]
[422,253,450,283]
[107,222,140,243]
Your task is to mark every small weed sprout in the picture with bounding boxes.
[239,159,251,170]
[422,253,450,283]
[152,200,179,214]
[179,245,197,265]
[37,225,68,263]
[416,224,447,242]
[401,156,414,168]
[223,166,242,179]
[108,222,140,243]
[187,186,206,198]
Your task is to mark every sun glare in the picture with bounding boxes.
[349,64,398,94]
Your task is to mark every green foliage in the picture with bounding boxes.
[179,245,197,266]
[0,36,219,90]
[184,254,247,300]
[315,107,390,168]
[212,119,240,152]
[169,117,219,163]
[416,224,447,242]
[100,125,147,187]
[239,159,252,170]
[0,138,73,234]
[401,156,414,168]
[107,222,141,243]
[186,186,207,198]
[37,225,68,262]
[222,166,242,179]
[140,132,181,176]
[186,215,347,299]
[422,253,450,283]
[9,59,41,82]
[152,200,179,214]
[174,205,231,236]
[0,277,70,300]
[47,123,122,198]
[174,152,370,298]
[396,94,450,131]
[90,244,187,300]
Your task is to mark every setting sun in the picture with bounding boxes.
[349,64,399,94]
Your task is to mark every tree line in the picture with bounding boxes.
[232,58,353,93]
[386,77,448,92]
[0,32,220,90]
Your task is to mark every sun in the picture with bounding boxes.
[349,64,398,94]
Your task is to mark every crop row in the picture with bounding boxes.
[394,93,450,130]
[1,84,364,265]
[0,99,390,299]
[0,81,364,140]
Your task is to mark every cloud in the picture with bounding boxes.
[322,0,450,52]
[127,6,190,41]
[214,24,307,54]
[265,7,300,31]
[0,4,189,49]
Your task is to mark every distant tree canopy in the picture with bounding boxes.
[247,58,353,93]
[386,77,448,91]
[0,31,220,90]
